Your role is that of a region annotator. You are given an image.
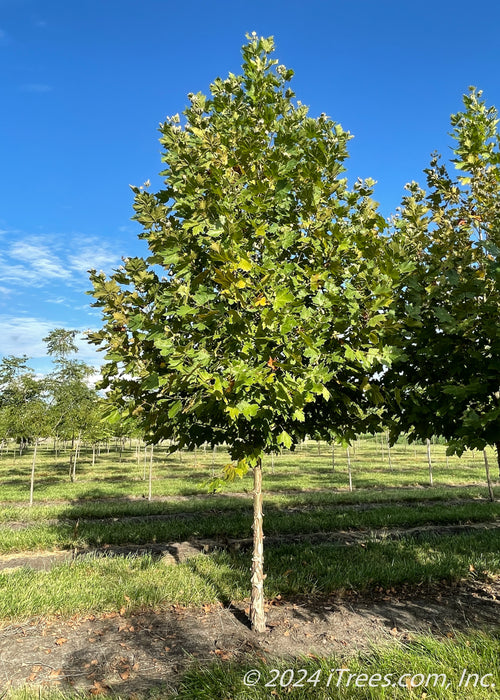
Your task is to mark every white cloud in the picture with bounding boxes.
[0,229,122,374]
[46,296,69,305]
[0,232,121,290]
[0,316,61,357]
[9,240,72,282]
[0,314,103,366]
[68,241,119,275]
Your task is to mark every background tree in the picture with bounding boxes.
[0,356,49,504]
[384,88,500,476]
[42,328,79,359]
[44,328,99,477]
[89,34,406,632]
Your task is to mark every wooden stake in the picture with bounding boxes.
[29,439,38,507]
[426,438,433,486]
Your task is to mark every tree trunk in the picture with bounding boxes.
[483,449,495,502]
[250,458,266,633]
[426,438,433,486]
[496,441,500,478]
[331,444,335,473]
[29,439,38,507]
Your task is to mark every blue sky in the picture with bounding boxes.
[1,0,499,374]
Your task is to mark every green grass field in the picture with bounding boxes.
[0,436,498,504]
[0,436,498,698]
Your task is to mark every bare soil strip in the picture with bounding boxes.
[1,522,499,572]
[0,579,497,694]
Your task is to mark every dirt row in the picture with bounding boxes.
[1,521,499,572]
[0,578,497,695]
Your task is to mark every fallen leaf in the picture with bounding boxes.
[119,670,130,680]
[214,649,232,660]
[55,638,68,646]
[49,669,63,679]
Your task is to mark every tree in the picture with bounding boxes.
[42,328,79,359]
[384,88,500,476]
[0,356,49,504]
[89,34,405,631]
[44,328,98,477]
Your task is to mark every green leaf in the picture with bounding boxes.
[278,430,293,449]
[273,289,295,310]
[168,400,182,419]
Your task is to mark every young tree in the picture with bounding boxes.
[0,356,49,504]
[89,34,405,631]
[42,328,79,359]
[44,329,98,474]
[384,88,500,476]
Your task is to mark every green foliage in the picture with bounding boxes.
[384,88,500,456]
[44,337,98,442]
[42,328,79,359]
[0,356,49,441]
[89,35,404,472]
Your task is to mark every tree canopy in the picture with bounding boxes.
[384,88,500,464]
[89,34,405,468]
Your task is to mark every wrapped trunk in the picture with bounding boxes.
[250,458,266,633]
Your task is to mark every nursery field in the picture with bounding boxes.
[0,437,498,698]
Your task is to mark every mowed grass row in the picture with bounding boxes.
[0,438,498,503]
[4,632,500,700]
[175,633,500,700]
[0,483,498,523]
[0,500,499,554]
[0,529,499,622]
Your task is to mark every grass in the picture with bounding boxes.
[0,483,496,524]
[0,500,498,554]
[0,438,498,504]
[176,632,500,699]
[0,529,498,622]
